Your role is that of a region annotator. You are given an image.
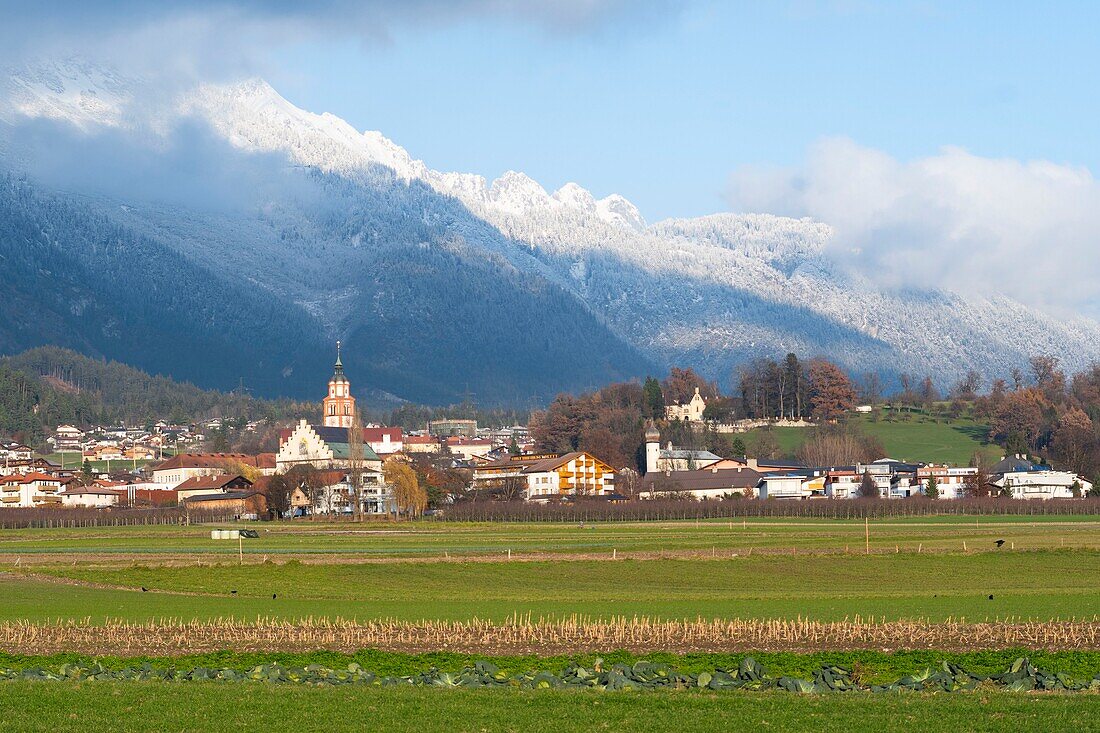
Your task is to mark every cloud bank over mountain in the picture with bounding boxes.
[0,1,677,87]
[728,137,1100,317]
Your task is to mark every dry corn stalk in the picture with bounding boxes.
[2,615,1098,655]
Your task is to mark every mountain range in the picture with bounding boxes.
[1,59,1098,405]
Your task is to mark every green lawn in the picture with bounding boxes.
[0,682,1093,733]
[744,411,1002,465]
[7,550,1097,623]
[3,516,1099,558]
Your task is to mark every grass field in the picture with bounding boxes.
[4,551,1096,623]
[742,411,1002,465]
[1,518,1097,624]
[0,682,1094,733]
[3,516,1099,558]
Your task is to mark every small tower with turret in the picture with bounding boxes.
[644,423,661,474]
[322,341,356,428]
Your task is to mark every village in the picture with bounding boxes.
[0,348,1093,518]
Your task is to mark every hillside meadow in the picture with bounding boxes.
[742,410,1002,466]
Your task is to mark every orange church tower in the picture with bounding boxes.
[322,341,356,428]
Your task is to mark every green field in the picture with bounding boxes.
[744,412,1002,465]
[3,516,1098,558]
[1,519,1097,623]
[0,682,1093,733]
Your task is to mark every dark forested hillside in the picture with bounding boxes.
[0,175,331,397]
[0,347,307,442]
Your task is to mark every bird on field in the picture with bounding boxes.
[995,539,1006,547]
[272,593,277,599]
[141,587,148,592]
[988,594,994,600]
[231,590,238,595]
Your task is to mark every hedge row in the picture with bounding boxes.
[442,498,1100,522]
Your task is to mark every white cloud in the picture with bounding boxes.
[0,1,675,83]
[728,137,1100,316]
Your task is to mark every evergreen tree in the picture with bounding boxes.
[642,377,665,420]
[925,474,939,499]
[858,470,879,498]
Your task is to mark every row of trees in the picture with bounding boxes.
[736,355,857,422]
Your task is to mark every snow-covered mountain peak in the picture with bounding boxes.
[488,170,553,214]
[2,59,135,128]
[553,181,597,211]
[597,193,646,232]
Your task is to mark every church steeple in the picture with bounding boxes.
[331,340,347,383]
[322,341,355,427]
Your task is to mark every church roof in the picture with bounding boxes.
[306,425,381,461]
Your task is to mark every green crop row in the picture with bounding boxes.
[4,656,1099,693]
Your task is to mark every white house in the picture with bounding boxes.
[665,387,707,422]
[989,456,1092,500]
[363,427,403,456]
[53,425,84,452]
[0,473,67,508]
[915,465,978,499]
[757,472,826,500]
[60,487,121,508]
[995,470,1092,500]
[521,452,616,501]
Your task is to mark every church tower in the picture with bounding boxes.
[322,341,356,428]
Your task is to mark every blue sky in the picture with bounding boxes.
[264,2,1100,221]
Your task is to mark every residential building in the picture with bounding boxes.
[914,465,978,499]
[665,387,707,422]
[175,474,254,502]
[0,458,63,477]
[471,451,616,501]
[53,425,84,452]
[0,442,33,461]
[522,452,616,501]
[363,427,403,456]
[640,466,763,500]
[824,469,861,499]
[0,472,68,508]
[445,437,494,461]
[60,487,122,508]
[403,435,441,454]
[990,456,1093,499]
[152,453,264,488]
[758,471,826,500]
[183,490,268,520]
[287,469,392,516]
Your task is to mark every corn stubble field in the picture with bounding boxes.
[1,516,1099,732]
